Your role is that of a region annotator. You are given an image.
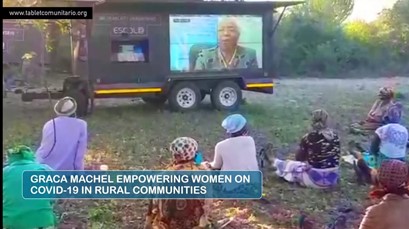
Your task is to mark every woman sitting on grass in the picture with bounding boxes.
[358,160,409,229]
[144,137,212,229]
[3,145,57,229]
[36,96,88,170]
[349,103,408,184]
[270,109,341,189]
[350,87,395,134]
[203,114,259,171]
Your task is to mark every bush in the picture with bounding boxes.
[275,1,409,78]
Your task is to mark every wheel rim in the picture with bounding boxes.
[176,88,196,108]
[219,87,238,107]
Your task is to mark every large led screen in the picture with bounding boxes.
[170,15,263,72]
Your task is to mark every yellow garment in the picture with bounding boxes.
[351,99,394,132]
[366,99,393,123]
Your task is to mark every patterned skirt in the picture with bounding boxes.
[273,159,339,189]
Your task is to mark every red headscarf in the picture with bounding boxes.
[370,160,409,199]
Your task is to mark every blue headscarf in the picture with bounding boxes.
[384,102,403,124]
[222,114,248,137]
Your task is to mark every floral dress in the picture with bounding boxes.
[145,162,212,229]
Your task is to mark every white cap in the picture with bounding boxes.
[54,97,77,116]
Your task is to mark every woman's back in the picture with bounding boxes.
[359,194,409,229]
[155,162,209,229]
[215,136,259,171]
[376,123,408,159]
[146,137,212,229]
[301,131,341,169]
[3,157,56,228]
[36,116,87,170]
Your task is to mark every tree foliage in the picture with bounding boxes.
[276,0,409,77]
[308,0,354,24]
[3,0,71,52]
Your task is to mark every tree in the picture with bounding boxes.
[308,0,354,24]
[373,0,409,58]
[4,0,75,75]
[3,0,72,52]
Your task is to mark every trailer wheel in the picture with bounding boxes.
[211,81,242,111]
[142,96,167,105]
[64,89,89,117]
[168,82,201,111]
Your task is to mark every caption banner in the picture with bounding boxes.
[22,170,263,199]
[4,7,93,20]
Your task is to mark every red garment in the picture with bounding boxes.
[145,161,211,229]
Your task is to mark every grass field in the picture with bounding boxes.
[3,77,409,229]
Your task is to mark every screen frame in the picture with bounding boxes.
[168,13,265,75]
[88,2,277,84]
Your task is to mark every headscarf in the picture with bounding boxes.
[378,160,408,190]
[54,97,77,117]
[384,102,403,124]
[370,160,409,199]
[169,137,198,163]
[311,109,335,140]
[222,114,248,137]
[21,52,37,60]
[378,87,394,100]
[6,145,35,163]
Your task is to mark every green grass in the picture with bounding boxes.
[3,77,409,228]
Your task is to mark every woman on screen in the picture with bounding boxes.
[3,145,57,229]
[144,137,212,229]
[194,17,259,71]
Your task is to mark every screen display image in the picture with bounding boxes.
[169,15,263,72]
[111,40,149,63]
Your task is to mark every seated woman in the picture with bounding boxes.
[203,114,259,171]
[358,160,409,229]
[349,103,408,183]
[36,97,88,170]
[3,145,57,229]
[271,109,341,189]
[351,87,395,134]
[144,137,212,229]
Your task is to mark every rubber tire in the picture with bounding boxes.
[168,82,201,112]
[142,96,167,105]
[210,81,242,111]
[64,89,89,117]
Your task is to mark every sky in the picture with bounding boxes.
[349,0,397,21]
[244,0,398,22]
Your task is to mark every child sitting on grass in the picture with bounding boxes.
[3,145,57,229]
